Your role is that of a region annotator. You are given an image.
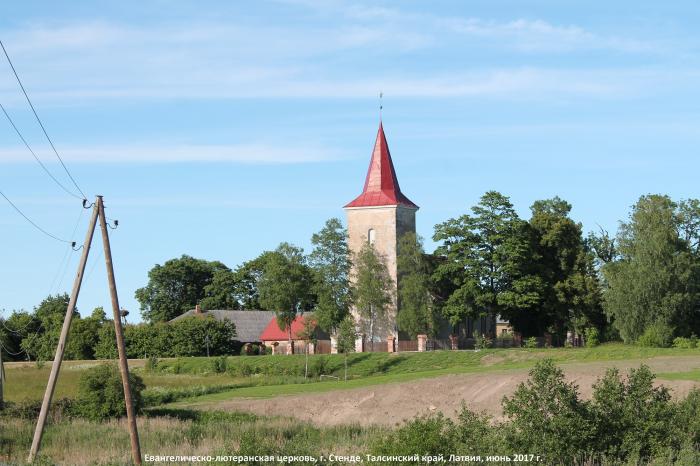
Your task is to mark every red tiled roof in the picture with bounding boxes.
[344,122,418,209]
[259,315,312,341]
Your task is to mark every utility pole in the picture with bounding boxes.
[28,196,142,465]
[28,202,99,463]
[0,346,5,410]
[97,196,142,465]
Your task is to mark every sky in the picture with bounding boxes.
[1,1,699,322]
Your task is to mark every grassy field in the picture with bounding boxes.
[4,344,699,403]
[2,409,384,465]
[2,344,699,465]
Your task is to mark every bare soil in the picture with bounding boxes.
[193,355,700,426]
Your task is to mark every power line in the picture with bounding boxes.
[0,40,87,201]
[0,102,82,199]
[48,208,84,295]
[0,189,75,244]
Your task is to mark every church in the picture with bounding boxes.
[343,122,500,352]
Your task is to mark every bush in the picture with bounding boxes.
[524,336,539,348]
[73,364,145,421]
[584,327,600,348]
[145,355,159,372]
[371,413,457,464]
[209,356,228,373]
[502,359,594,462]
[638,322,674,348]
[309,356,329,378]
[672,336,698,349]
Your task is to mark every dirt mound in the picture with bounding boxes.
[192,356,700,427]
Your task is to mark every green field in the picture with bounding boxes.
[2,344,700,465]
[4,343,699,404]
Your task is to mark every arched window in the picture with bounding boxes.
[368,228,376,245]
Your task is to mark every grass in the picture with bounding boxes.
[658,369,700,381]
[0,409,384,465]
[4,344,699,405]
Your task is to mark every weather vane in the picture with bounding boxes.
[379,91,383,120]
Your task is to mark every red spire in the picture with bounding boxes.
[345,123,418,209]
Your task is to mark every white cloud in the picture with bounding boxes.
[0,143,343,164]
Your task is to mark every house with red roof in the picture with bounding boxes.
[259,314,330,355]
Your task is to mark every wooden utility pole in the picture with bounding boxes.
[28,202,99,463]
[28,196,142,465]
[0,346,5,410]
[97,196,142,465]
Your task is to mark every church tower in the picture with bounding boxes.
[345,122,418,345]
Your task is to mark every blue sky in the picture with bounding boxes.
[1,1,699,321]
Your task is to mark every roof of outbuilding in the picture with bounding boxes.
[259,314,311,341]
[345,122,418,209]
[171,309,275,343]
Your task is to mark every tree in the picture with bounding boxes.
[200,269,241,311]
[336,315,357,381]
[396,233,436,338]
[135,255,229,322]
[74,363,145,421]
[602,195,700,342]
[229,251,278,310]
[297,314,317,379]
[21,294,75,361]
[527,197,604,339]
[352,242,393,351]
[258,243,314,353]
[309,218,351,333]
[432,191,542,336]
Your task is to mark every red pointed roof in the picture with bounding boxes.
[259,315,312,341]
[345,122,418,209]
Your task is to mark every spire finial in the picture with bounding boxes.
[379,91,383,121]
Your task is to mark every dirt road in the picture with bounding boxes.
[190,355,700,426]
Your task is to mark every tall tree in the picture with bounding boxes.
[200,269,241,311]
[351,242,393,350]
[135,255,229,322]
[602,195,700,342]
[309,218,351,333]
[21,294,74,361]
[528,197,603,338]
[432,191,542,335]
[396,232,436,338]
[258,243,314,352]
[229,251,278,310]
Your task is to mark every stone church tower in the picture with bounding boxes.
[344,122,418,346]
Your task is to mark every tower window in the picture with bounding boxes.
[368,228,376,245]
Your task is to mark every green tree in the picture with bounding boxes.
[135,255,230,323]
[230,251,278,310]
[602,195,700,342]
[258,243,314,352]
[336,315,357,381]
[20,294,74,361]
[65,307,106,360]
[309,218,351,333]
[527,197,604,339]
[432,191,542,335]
[296,314,317,379]
[396,233,436,338]
[352,242,393,351]
[200,268,241,311]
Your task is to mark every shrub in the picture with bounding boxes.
[309,356,328,378]
[145,355,159,372]
[590,365,677,460]
[371,413,457,464]
[209,356,228,373]
[638,322,674,348]
[73,364,145,421]
[584,327,600,348]
[502,359,595,462]
[524,337,539,349]
[672,336,698,349]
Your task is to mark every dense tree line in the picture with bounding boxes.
[3,192,698,357]
[0,294,236,361]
